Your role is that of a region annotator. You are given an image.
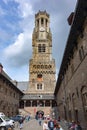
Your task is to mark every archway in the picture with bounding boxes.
[35,110,44,119]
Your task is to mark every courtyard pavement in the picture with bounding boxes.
[14,119,68,130]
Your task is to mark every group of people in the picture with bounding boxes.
[68,120,82,130]
[43,118,62,130]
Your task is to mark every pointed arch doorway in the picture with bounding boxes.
[35,110,44,119]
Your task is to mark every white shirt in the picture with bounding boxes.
[43,122,49,130]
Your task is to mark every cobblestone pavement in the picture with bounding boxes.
[59,120,68,130]
[14,119,43,130]
[14,119,68,130]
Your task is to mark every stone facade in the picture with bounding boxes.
[28,10,56,94]
[21,11,56,117]
[0,64,23,117]
[55,0,87,129]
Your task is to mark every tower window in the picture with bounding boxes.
[37,83,42,90]
[46,19,48,27]
[37,74,43,82]
[38,44,46,52]
[37,74,42,78]
[41,18,44,25]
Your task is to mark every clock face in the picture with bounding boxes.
[40,27,45,31]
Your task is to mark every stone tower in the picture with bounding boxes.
[21,11,56,117]
[28,10,56,94]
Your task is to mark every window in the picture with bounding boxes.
[81,86,87,120]
[79,46,84,61]
[41,18,43,25]
[37,83,42,90]
[37,74,42,78]
[38,44,46,53]
[46,19,48,27]
[71,63,74,74]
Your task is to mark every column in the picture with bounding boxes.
[31,100,32,107]
[37,100,39,106]
[44,18,45,28]
[24,100,26,107]
[39,18,41,28]
[50,100,52,107]
[44,100,45,107]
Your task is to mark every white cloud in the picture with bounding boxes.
[2,0,34,68]
[0,0,77,81]
[3,31,32,67]
[4,33,25,55]
[15,0,34,18]
[5,32,31,54]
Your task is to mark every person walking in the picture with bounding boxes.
[38,113,42,126]
[43,120,49,130]
[54,123,63,130]
[75,121,82,130]
[18,117,24,129]
[69,121,76,130]
[48,118,54,130]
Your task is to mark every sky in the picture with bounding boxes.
[0,0,77,81]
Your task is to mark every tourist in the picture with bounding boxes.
[54,123,63,130]
[48,118,54,130]
[38,113,42,126]
[75,121,82,130]
[43,120,49,130]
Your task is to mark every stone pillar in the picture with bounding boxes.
[50,100,52,107]
[31,100,32,107]
[43,100,45,107]
[39,18,41,28]
[37,100,39,106]
[24,100,26,107]
[44,18,45,28]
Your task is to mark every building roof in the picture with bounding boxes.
[35,10,49,18]
[54,0,87,95]
[16,81,28,92]
[22,93,55,100]
[0,67,23,95]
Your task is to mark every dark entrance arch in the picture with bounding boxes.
[35,110,44,119]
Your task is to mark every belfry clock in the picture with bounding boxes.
[39,27,45,31]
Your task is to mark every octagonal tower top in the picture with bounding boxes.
[35,10,49,18]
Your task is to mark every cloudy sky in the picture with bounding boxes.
[0,0,77,81]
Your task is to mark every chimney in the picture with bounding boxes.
[0,63,3,73]
[67,12,74,25]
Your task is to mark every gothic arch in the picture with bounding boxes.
[72,93,78,121]
[72,93,77,108]
[81,85,87,120]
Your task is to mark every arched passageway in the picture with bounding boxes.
[35,110,44,119]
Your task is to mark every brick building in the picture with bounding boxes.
[54,0,87,129]
[0,64,23,117]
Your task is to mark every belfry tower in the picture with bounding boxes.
[29,10,56,93]
[22,11,56,117]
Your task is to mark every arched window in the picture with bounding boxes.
[72,93,76,109]
[37,83,42,90]
[81,86,87,120]
[41,18,44,25]
[79,46,85,61]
